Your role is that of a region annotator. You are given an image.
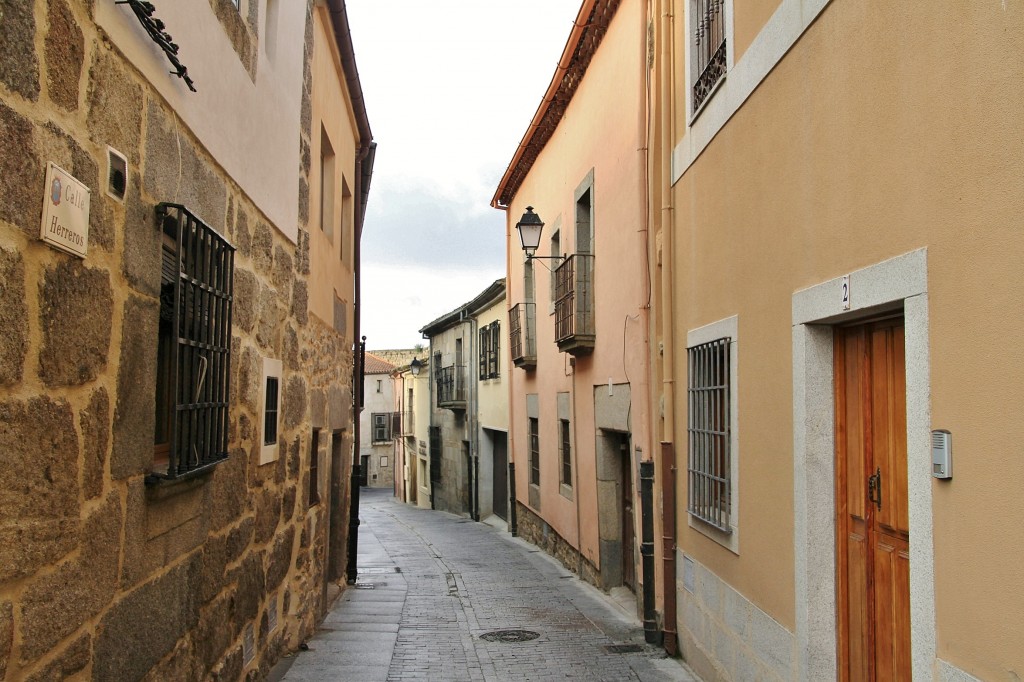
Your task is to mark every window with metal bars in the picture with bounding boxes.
[560,419,572,488]
[372,412,390,443]
[152,203,234,482]
[488,321,500,378]
[309,429,320,506]
[692,0,728,113]
[529,418,540,487]
[263,376,279,446]
[687,337,731,531]
[479,325,490,378]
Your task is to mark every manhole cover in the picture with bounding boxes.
[479,629,541,643]
[604,644,644,654]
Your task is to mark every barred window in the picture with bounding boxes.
[263,377,279,446]
[488,321,500,378]
[309,429,321,507]
[560,419,572,488]
[692,0,728,113]
[479,321,501,379]
[479,325,490,378]
[529,417,540,487]
[153,203,234,482]
[372,412,391,443]
[687,337,731,531]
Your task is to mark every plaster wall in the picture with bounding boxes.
[476,297,508,432]
[307,6,357,328]
[656,0,1024,677]
[359,371,395,488]
[95,0,304,241]
[505,0,649,581]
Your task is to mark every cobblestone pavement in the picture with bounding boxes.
[279,488,701,681]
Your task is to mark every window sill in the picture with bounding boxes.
[688,73,727,128]
[144,463,217,494]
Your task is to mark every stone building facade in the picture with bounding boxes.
[0,0,372,679]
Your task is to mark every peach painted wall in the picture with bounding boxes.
[505,0,650,573]
[660,0,1024,676]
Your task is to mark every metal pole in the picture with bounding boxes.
[346,336,366,584]
[640,460,661,644]
[508,461,518,536]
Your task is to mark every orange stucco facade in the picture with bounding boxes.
[648,0,1024,680]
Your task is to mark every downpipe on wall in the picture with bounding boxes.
[640,460,661,644]
[508,462,518,536]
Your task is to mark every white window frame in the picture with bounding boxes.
[686,314,739,553]
[259,357,283,465]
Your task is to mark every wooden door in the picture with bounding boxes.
[835,319,911,682]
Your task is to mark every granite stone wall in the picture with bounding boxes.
[0,0,353,679]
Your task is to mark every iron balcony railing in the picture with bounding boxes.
[509,302,537,369]
[436,364,467,409]
[554,253,595,354]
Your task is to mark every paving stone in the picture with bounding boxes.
[277,488,701,682]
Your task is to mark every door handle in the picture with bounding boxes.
[868,467,882,511]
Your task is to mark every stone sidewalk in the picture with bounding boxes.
[274,488,701,681]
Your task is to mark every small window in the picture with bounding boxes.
[260,358,283,465]
[376,379,382,393]
[309,429,320,507]
[152,204,234,481]
[529,418,540,487]
[687,337,731,531]
[372,413,391,443]
[560,419,572,487]
[264,377,279,446]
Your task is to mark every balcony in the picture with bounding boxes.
[554,254,595,355]
[436,364,467,410]
[509,302,537,370]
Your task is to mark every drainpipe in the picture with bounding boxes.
[655,0,680,656]
[640,460,660,644]
[468,317,480,521]
[661,441,678,654]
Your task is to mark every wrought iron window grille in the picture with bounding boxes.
[149,203,234,484]
[116,1,197,92]
[687,337,732,531]
[692,0,726,112]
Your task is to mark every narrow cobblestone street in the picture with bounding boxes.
[276,488,700,681]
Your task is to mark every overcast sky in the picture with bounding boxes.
[346,0,582,349]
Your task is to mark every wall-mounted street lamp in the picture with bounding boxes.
[410,357,422,376]
[515,206,563,268]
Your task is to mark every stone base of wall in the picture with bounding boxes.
[676,552,795,682]
[516,502,599,588]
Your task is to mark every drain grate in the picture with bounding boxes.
[353,583,376,590]
[604,644,644,654]
[358,566,401,574]
[479,629,541,643]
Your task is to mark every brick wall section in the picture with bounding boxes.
[0,0,353,679]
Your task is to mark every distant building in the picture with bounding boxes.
[492,0,653,617]
[359,352,397,488]
[0,0,372,678]
[392,353,431,509]
[419,279,507,518]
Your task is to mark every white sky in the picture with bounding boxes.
[347,0,583,349]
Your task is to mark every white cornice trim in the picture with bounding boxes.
[672,0,832,185]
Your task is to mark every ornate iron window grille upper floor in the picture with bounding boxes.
[151,203,234,483]
[692,0,727,112]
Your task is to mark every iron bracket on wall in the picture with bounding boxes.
[116,0,197,92]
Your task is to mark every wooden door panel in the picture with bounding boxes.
[836,319,909,682]
[873,535,911,682]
